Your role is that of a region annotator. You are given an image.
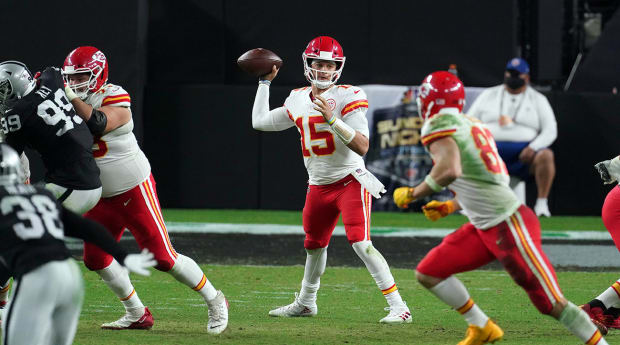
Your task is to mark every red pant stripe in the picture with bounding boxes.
[139,180,177,261]
[509,213,562,303]
[144,178,178,257]
[361,187,370,241]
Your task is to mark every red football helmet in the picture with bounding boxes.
[61,46,109,99]
[416,71,465,120]
[302,36,346,89]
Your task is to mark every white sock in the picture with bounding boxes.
[352,241,405,308]
[298,247,327,306]
[97,259,144,313]
[0,280,10,302]
[429,276,489,328]
[536,198,548,206]
[596,280,620,309]
[558,302,607,345]
[169,254,217,301]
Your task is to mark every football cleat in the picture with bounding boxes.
[101,307,154,330]
[457,319,504,345]
[534,201,551,217]
[379,303,412,324]
[581,303,609,335]
[206,290,229,335]
[268,292,317,317]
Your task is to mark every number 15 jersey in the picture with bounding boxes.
[284,85,370,185]
[420,112,520,229]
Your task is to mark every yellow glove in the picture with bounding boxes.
[393,187,415,209]
[422,200,456,221]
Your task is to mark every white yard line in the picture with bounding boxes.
[163,222,612,241]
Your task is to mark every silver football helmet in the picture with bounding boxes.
[0,144,24,185]
[0,61,36,108]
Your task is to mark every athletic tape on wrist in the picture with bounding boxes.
[330,118,355,144]
[424,175,444,192]
[258,80,271,86]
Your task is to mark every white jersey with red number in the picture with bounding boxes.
[284,85,370,185]
[84,83,151,198]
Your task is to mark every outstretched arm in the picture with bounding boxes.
[252,65,294,131]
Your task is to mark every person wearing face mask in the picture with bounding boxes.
[468,58,557,217]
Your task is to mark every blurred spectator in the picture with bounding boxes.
[468,58,557,217]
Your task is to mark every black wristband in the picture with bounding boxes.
[87,108,108,136]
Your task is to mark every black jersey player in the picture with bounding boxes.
[0,144,155,345]
[0,61,101,214]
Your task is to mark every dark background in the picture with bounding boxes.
[2,0,619,215]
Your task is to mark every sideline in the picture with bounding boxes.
[165,222,612,241]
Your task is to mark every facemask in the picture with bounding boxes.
[504,70,526,90]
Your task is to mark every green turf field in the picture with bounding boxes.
[74,265,620,345]
[161,209,606,231]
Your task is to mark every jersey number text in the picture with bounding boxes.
[1,194,63,240]
[295,116,336,157]
[37,89,84,137]
[471,126,508,175]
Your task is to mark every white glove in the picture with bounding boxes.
[595,156,620,185]
[64,85,79,102]
[123,248,157,276]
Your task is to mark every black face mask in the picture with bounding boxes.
[504,70,526,90]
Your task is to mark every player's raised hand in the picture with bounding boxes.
[313,95,334,123]
[595,160,615,184]
[123,248,157,276]
[393,187,415,209]
[260,65,280,82]
[422,200,456,221]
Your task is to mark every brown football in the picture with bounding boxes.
[237,48,283,77]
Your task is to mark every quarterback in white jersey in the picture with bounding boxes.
[252,36,411,324]
[61,46,228,334]
[393,71,607,345]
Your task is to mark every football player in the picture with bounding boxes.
[393,71,607,345]
[252,36,411,323]
[0,60,103,319]
[580,157,620,335]
[61,46,228,334]
[0,143,156,345]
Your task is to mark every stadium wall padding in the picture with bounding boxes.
[144,85,620,215]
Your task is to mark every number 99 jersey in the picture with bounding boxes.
[0,183,70,279]
[284,85,369,185]
[420,112,521,229]
[1,67,101,190]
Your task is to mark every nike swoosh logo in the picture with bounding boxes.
[123,198,132,206]
[344,181,352,186]
[354,90,360,94]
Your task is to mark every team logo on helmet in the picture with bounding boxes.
[92,51,106,64]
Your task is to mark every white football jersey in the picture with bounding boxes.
[284,85,370,185]
[85,83,151,198]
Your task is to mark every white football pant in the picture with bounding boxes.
[2,258,84,345]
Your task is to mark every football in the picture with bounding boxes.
[237,48,283,77]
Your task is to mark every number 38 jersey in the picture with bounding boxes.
[284,85,370,185]
[84,83,150,198]
[2,68,100,190]
[0,184,69,278]
[421,112,521,229]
